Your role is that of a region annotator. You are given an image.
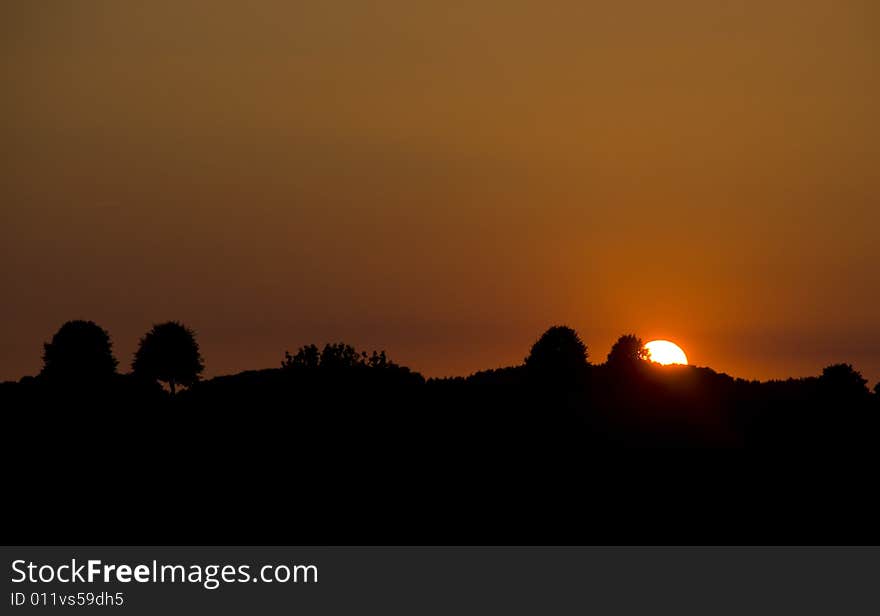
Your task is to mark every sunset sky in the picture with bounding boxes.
[2,1,878,384]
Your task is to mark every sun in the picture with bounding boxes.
[644,340,688,366]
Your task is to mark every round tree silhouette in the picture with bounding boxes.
[525,325,589,383]
[819,363,869,402]
[132,321,204,395]
[41,320,118,382]
[606,334,649,366]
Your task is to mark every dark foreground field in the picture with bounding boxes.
[5,351,879,545]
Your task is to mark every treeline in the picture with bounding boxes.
[4,320,880,544]
[3,320,878,449]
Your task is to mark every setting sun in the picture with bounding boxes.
[645,340,688,366]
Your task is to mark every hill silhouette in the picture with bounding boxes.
[3,322,879,544]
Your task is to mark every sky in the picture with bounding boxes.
[2,1,878,385]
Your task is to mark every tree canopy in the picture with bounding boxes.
[819,363,869,400]
[524,325,589,383]
[606,334,649,366]
[41,320,118,382]
[132,321,204,395]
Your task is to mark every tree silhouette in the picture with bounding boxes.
[819,363,869,403]
[606,334,649,366]
[40,320,118,382]
[524,325,589,383]
[132,322,204,395]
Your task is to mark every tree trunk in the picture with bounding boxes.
[169,379,176,397]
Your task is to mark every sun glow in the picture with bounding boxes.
[644,340,688,366]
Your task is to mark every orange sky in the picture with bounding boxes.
[2,1,878,385]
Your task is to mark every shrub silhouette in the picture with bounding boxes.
[283,344,320,369]
[133,321,204,395]
[282,343,397,370]
[318,343,366,370]
[606,334,649,366]
[40,320,118,382]
[525,325,589,383]
[366,350,392,369]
